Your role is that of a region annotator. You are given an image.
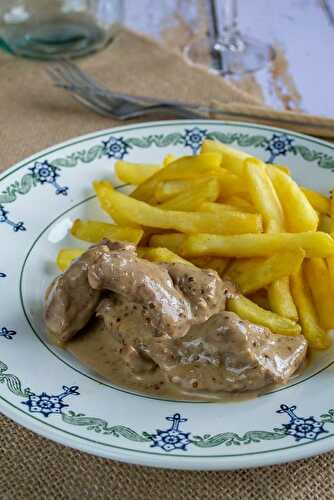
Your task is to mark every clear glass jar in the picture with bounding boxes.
[0,0,123,59]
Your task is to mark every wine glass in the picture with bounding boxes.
[184,0,275,75]
[0,0,123,59]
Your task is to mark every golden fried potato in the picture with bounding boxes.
[137,247,193,266]
[227,295,301,336]
[163,154,177,166]
[327,191,334,287]
[304,258,334,329]
[160,179,220,211]
[267,277,298,321]
[131,153,222,202]
[222,196,256,213]
[201,139,249,176]
[245,158,284,233]
[71,219,143,244]
[155,179,196,202]
[226,249,305,294]
[180,232,334,258]
[247,289,270,310]
[291,268,331,349]
[93,181,141,227]
[217,170,248,199]
[189,256,229,276]
[268,168,318,232]
[149,233,186,253]
[57,248,84,272]
[301,187,330,215]
[199,202,259,220]
[115,160,162,185]
[95,182,263,235]
[318,214,332,233]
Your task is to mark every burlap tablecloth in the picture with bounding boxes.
[0,28,333,500]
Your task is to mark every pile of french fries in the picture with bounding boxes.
[57,140,334,350]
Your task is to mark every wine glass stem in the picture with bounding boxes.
[214,0,245,52]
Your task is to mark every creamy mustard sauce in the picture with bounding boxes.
[62,319,265,402]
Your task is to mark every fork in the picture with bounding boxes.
[47,60,205,119]
[46,60,334,138]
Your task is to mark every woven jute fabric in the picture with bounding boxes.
[0,28,333,499]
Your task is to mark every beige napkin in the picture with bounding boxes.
[1,28,334,500]
[0,28,260,170]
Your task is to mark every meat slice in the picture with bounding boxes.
[44,242,125,342]
[143,312,308,393]
[88,245,226,338]
[164,262,233,323]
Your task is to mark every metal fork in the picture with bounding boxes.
[46,60,334,139]
[46,60,205,119]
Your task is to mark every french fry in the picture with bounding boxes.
[247,289,270,310]
[304,258,334,329]
[245,158,284,233]
[149,233,186,253]
[223,196,256,213]
[318,214,332,233]
[57,248,84,272]
[199,202,261,223]
[225,257,261,280]
[71,219,143,244]
[163,154,177,166]
[227,295,301,336]
[301,187,330,215]
[95,182,263,235]
[267,277,299,321]
[291,268,331,349]
[115,160,162,185]
[180,232,334,258]
[155,179,196,202]
[252,164,300,317]
[160,179,220,211]
[268,168,319,232]
[93,181,141,227]
[201,139,250,176]
[189,256,229,276]
[200,202,244,213]
[217,170,248,198]
[327,189,334,286]
[270,164,291,176]
[137,247,193,266]
[131,153,223,201]
[155,176,221,203]
[226,249,305,294]
[201,139,291,178]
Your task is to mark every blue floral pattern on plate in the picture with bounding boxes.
[0,204,25,232]
[0,327,16,340]
[264,133,295,163]
[182,127,207,154]
[150,414,191,452]
[277,404,328,441]
[30,161,68,196]
[103,136,130,159]
[22,385,79,417]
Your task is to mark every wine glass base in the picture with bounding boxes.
[184,36,275,75]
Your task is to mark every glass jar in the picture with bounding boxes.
[0,0,123,59]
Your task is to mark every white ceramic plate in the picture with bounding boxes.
[1,120,334,470]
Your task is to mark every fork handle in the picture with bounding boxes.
[208,102,334,140]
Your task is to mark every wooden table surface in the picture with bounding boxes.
[124,0,334,117]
